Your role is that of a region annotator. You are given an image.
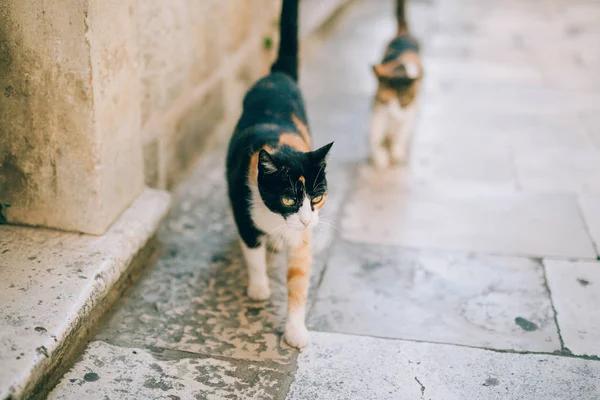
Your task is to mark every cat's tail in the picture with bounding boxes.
[397,0,409,34]
[271,0,299,81]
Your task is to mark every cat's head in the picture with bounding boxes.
[257,142,334,232]
[372,61,421,106]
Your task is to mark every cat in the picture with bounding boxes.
[226,0,333,349]
[369,0,423,169]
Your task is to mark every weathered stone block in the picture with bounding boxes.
[189,0,223,86]
[227,0,254,51]
[137,0,194,127]
[143,140,160,188]
[0,0,143,235]
[165,82,225,189]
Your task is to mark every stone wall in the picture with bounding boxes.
[0,0,279,233]
[138,0,280,189]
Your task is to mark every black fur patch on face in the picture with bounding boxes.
[258,143,332,217]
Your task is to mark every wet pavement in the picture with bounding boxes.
[50,0,600,398]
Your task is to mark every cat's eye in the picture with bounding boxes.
[311,195,323,204]
[282,197,296,206]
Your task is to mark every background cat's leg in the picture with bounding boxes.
[369,101,390,169]
[240,239,271,301]
[390,104,417,164]
[284,231,312,348]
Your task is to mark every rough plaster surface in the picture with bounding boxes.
[0,189,170,399]
[287,332,600,400]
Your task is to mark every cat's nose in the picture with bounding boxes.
[300,219,311,227]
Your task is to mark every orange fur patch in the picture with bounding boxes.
[248,145,274,185]
[279,133,310,152]
[299,176,306,185]
[287,231,312,309]
[291,114,312,148]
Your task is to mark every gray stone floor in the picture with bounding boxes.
[49,0,600,398]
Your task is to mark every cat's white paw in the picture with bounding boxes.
[390,148,408,164]
[284,323,310,349]
[372,147,390,170]
[247,282,271,301]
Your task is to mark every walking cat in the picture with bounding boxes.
[370,0,423,169]
[226,0,333,349]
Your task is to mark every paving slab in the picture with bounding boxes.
[0,189,171,399]
[48,341,290,400]
[309,242,559,352]
[287,332,600,400]
[579,197,600,255]
[341,173,596,258]
[515,148,600,196]
[585,114,600,151]
[545,259,600,357]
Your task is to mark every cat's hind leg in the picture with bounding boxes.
[389,104,416,165]
[369,102,391,169]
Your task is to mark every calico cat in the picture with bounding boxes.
[370,0,423,169]
[226,0,333,349]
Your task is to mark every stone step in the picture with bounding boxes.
[0,189,171,399]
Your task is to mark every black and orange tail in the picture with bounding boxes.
[271,0,299,81]
[397,0,409,34]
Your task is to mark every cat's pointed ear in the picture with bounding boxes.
[312,142,334,166]
[372,64,387,77]
[258,149,278,174]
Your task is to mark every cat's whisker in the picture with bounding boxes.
[312,164,325,190]
[288,176,297,197]
[318,220,343,233]
[271,230,287,259]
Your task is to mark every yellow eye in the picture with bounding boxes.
[282,197,296,206]
[311,195,323,204]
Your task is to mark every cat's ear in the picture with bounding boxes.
[258,149,278,174]
[312,142,334,166]
[372,64,387,77]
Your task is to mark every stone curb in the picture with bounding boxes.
[0,188,171,399]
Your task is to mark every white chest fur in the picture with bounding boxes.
[369,98,417,168]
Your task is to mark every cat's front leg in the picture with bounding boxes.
[369,101,391,169]
[284,231,312,349]
[390,104,417,164]
[240,239,271,301]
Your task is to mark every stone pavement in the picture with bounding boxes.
[49,0,600,398]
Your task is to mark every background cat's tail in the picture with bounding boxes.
[397,0,409,34]
[271,0,299,81]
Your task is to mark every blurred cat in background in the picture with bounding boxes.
[370,0,423,169]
